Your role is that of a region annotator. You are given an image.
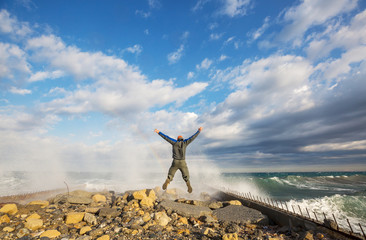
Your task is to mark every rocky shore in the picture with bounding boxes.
[0,187,332,240]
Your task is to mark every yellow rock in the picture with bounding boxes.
[143,212,151,222]
[228,200,242,206]
[0,204,18,215]
[97,235,110,240]
[26,213,41,221]
[92,194,107,203]
[3,226,14,232]
[140,197,155,208]
[0,214,10,224]
[27,200,49,208]
[73,222,86,229]
[222,233,238,240]
[203,227,214,235]
[147,189,156,200]
[177,228,190,235]
[179,217,188,225]
[133,189,147,200]
[316,233,325,239]
[131,230,139,235]
[65,212,85,224]
[25,218,43,231]
[40,230,61,238]
[80,226,92,235]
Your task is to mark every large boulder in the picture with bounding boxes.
[158,200,212,218]
[213,205,268,225]
[92,194,107,203]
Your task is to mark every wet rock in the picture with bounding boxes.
[0,203,18,215]
[214,205,268,225]
[324,218,337,230]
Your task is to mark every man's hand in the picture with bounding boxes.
[198,127,203,132]
[154,129,160,134]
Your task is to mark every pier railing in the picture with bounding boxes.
[220,188,365,240]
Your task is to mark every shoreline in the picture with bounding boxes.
[0,187,340,240]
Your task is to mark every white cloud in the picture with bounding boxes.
[0,9,32,37]
[196,58,213,70]
[125,44,143,55]
[187,71,195,79]
[278,0,357,44]
[0,42,31,81]
[9,87,31,95]
[210,33,223,40]
[249,16,270,41]
[301,140,366,152]
[148,0,161,9]
[219,55,228,61]
[192,0,210,12]
[167,44,184,64]
[29,70,64,82]
[135,10,151,18]
[220,0,251,17]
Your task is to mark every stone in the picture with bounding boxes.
[213,205,268,225]
[142,212,151,222]
[92,194,107,203]
[228,200,242,206]
[26,213,41,221]
[70,190,92,198]
[226,223,240,233]
[67,196,92,205]
[154,211,171,227]
[65,212,85,224]
[179,216,188,225]
[85,207,100,213]
[84,212,97,225]
[140,196,155,208]
[17,228,30,238]
[203,227,214,235]
[133,189,147,200]
[301,231,314,240]
[209,201,223,209]
[27,200,49,208]
[324,219,337,229]
[158,200,212,218]
[222,233,238,240]
[3,226,15,232]
[80,226,92,235]
[0,214,10,224]
[40,230,61,238]
[0,203,18,215]
[97,235,110,240]
[25,218,43,231]
[316,233,325,239]
[89,228,104,238]
[147,189,157,200]
[98,207,119,218]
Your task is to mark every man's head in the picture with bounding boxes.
[177,135,183,140]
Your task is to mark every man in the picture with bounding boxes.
[154,127,203,193]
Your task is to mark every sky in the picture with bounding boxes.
[0,0,366,173]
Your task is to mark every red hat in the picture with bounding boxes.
[177,135,183,140]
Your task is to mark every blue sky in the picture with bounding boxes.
[1,0,366,173]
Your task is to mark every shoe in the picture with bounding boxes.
[186,181,193,193]
[162,179,170,190]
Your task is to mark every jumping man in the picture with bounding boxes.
[154,127,203,193]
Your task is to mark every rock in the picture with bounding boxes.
[209,201,223,209]
[140,196,155,208]
[222,233,238,240]
[158,200,212,218]
[92,194,107,203]
[67,196,92,205]
[76,236,92,240]
[85,207,100,213]
[26,213,41,221]
[0,214,10,223]
[226,223,240,233]
[0,203,18,215]
[70,190,92,198]
[98,207,119,218]
[301,231,314,240]
[213,205,268,225]
[154,211,171,227]
[25,218,43,231]
[65,212,85,224]
[17,228,30,238]
[133,189,147,200]
[80,226,92,234]
[203,227,214,235]
[178,216,188,225]
[27,200,49,208]
[324,218,337,229]
[40,230,61,238]
[316,233,325,239]
[89,228,104,238]
[97,235,110,240]
[228,200,242,206]
[57,224,68,234]
[84,212,97,225]
[142,212,151,222]
[3,226,15,232]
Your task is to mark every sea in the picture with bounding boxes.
[1,171,365,234]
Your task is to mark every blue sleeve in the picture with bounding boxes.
[184,130,200,145]
[159,132,176,145]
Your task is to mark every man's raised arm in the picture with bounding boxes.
[185,127,203,145]
[155,129,176,144]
